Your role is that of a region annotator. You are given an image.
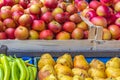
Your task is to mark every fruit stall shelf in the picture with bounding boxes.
[0,40,120,57]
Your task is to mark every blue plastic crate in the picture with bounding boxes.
[22,56,33,64]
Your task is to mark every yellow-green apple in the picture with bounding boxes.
[76,0,88,11]
[4,0,14,6]
[41,12,53,23]
[29,30,39,40]
[69,13,82,23]
[0,32,7,39]
[84,30,89,39]
[66,4,77,14]
[57,2,67,11]
[3,18,16,28]
[63,22,76,33]
[44,0,58,9]
[19,0,30,9]
[108,24,120,39]
[100,0,112,6]
[0,9,12,20]
[28,0,43,8]
[52,7,64,17]
[19,14,33,28]
[0,21,4,32]
[11,4,24,13]
[85,10,97,20]
[90,16,107,28]
[29,4,41,15]
[14,0,19,4]
[39,30,54,40]
[115,18,120,26]
[48,20,62,33]
[12,11,23,24]
[41,6,49,15]
[56,31,70,40]
[114,1,120,12]
[14,26,29,40]
[77,21,88,31]
[96,5,110,17]
[89,0,101,10]
[32,20,46,31]
[102,28,112,40]
[5,27,15,39]
[72,28,84,40]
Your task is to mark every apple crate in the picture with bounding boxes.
[80,15,120,52]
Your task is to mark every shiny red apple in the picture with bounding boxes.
[5,27,15,39]
[39,30,54,40]
[48,20,62,33]
[41,12,53,23]
[0,32,7,39]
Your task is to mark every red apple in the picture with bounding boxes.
[66,4,77,14]
[64,12,70,21]
[19,14,33,28]
[102,28,112,40]
[5,28,15,39]
[76,0,88,11]
[12,11,23,23]
[48,20,62,33]
[91,16,107,28]
[29,30,39,40]
[11,4,24,13]
[108,24,120,39]
[0,21,4,32]
[44,0,58,9]
[115,18,120,26]
[30,14,39,20]
[81,8,94,17]
[63,22,76,33]
[113,0,120,4]
[56,31,70,40]
[0,9,12,20]
[89,0,101,10]
[72,28,84,40]
[0,32,7,39]
[115,12,120,18]
[77,21,88,31]
[41,12,53,23]
[114,1,120,12]
[39,30,54,40]
[84,30,89,39]
[32,20,46,31]
[69,13,82,23]
[55,13,66,23]
[3,18,16,28]
[4,0,14,6]
[100,0,112,6]
[29,4,41,15]
[96,5,110,17]
[85,10,97,20]
[19,0,30,9]
[106,14,117,25]
[52,7,64,17]
[14,26,29,40]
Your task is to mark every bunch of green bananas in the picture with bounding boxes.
[0,54,37,80]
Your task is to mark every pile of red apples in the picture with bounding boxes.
[0,0,89,40]
[78,0,120,40]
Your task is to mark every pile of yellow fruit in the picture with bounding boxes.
[37,53,120,80]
